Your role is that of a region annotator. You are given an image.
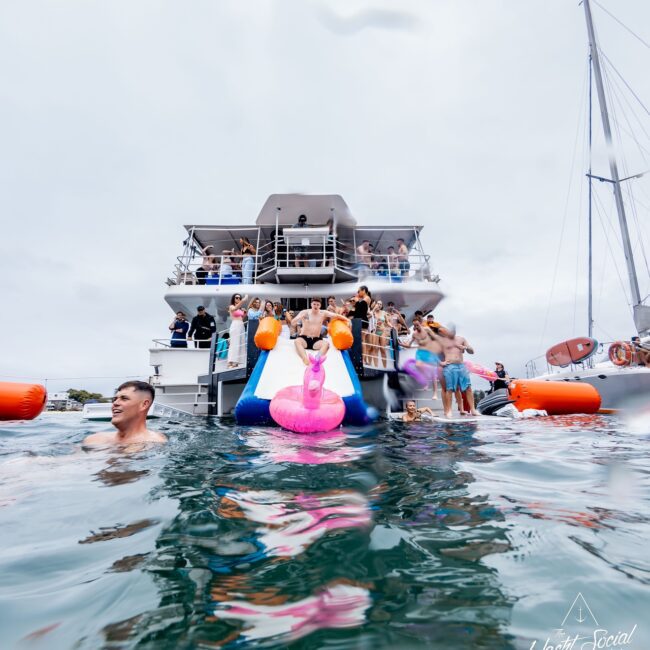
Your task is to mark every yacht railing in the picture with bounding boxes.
[169,236,434,286]
[523,341,635,377]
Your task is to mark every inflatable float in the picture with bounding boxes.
[0,382,47,421]
[402,358,496,387]
[270,354,345,433]
[235,317,374,429]
[477,380,601,416]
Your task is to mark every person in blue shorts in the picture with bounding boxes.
[411,320,443,399]
[434,325,479,418]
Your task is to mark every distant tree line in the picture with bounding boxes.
[67,389,109,404]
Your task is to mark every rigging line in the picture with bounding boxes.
[573,116,589,336]
[599,49,650,117]
[592,0,650,51]
[593,188,631,308]
[600,56,650,289]
[600,53,650,149]
[538,57,589,353]
[599,47,650,164]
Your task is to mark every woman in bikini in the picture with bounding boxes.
[371,300,389,368]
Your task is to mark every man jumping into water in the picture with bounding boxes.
[83,381,167,446]
[433,326,479,419]
[293,298,351,365]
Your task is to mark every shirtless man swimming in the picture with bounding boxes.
[434,326,479,418]
[293,298,351,365]
[83,381,167,446]
[402,400,435,423]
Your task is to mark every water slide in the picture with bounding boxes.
[234,336,371,426]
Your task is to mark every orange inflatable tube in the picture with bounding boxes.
[254,316,282,350]
[508,379,601,415]
[0,382,48,420]
[328,319,353,350]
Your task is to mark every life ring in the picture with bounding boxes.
[608,341,634,367]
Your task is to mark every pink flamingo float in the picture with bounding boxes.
[270,354,345,433]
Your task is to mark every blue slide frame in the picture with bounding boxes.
[234,349,372,427]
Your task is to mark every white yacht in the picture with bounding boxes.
[147,193,443,417]
[524,0,650,411]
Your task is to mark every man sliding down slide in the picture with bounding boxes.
[292,298,351,366]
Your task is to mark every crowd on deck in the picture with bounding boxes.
[188,214,416,285]
[166,284,513,420]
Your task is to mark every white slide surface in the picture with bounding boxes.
[254,336,355,400]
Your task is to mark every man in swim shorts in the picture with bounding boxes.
[402,400,435,422]
[83,381,167,446]
[293,298,351,365]
[434,326,479,418]
[411,320,443,399]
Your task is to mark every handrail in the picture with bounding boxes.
[170,235,435,285]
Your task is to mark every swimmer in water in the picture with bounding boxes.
[402,400,435,422]
[83,381,167,446]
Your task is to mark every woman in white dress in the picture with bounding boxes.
[227,293,248,368]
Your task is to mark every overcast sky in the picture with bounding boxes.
[2,0,650,395]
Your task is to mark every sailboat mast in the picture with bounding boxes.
[588,54,593,339]
[582,0,642,308]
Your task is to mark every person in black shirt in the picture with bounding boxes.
[188,306,216,349]
[491,362,510,392]
[351,285,372,365]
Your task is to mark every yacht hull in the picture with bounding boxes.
[538,364,650,411]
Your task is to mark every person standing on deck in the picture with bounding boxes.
[188,306,217,349]
[227,293,248,368]
[411,320,443,400]
[169,311,189,348]
[350,286,372,365]
[293,298,351,366]
[434,326,479,418]
[292,214,310,267]
[396,238,410,276]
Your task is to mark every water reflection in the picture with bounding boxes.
[240,428,374,465]
[207,580,371,645]
[209,486,372,569]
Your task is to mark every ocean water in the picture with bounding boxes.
[1,412,649,649]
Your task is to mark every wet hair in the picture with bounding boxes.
[116,381,154,402]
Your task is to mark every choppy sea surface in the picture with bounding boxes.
[1,412,649,649]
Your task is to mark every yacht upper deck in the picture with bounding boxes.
[168,194,437,288]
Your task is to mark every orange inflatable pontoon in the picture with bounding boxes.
[328,319,353,350]
[0,382,48,421]
[254,316,282,350]
[508,380,601,415]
